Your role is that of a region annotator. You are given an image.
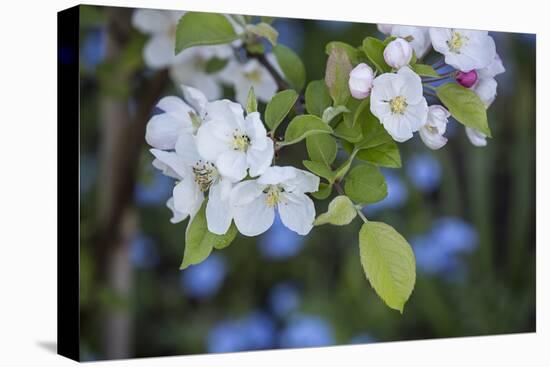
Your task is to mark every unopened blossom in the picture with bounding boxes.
[429,28,496,72]
[419,105,450,150]
[196,100,274,182]
[384,38,413,69]
[230,166,319,236]
[145,86,208,150]
[348,63,374,99]
[219,58,278,106]
[150,133,234,234]
[390,25,431,58]
[465,127,487,147]
[377,24,393,35]
[456,70,478,88]
[370,67,428,142]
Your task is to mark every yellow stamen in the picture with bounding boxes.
[389,96,408,115]
[448,31,468,53]
[264,185,283,207]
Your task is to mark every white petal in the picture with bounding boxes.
[195,121,232,161]
[157,96,193,119]
[247,139,274,177]
[152,158,180,179]
[206,180,233,234]
[230,180,264,207]
[398,67,423,104]
[216,150,248,182]
[181,85,209,115]
[278,192,316,235]
[174,133,202,166]
[403,98,429,132]
[419,127,448,150]
[473,77,497,107]
[173,177,204,217]
[143,35,176,69]
[204,100,244,129]
[429,28,452,54]
[391,25,431,58]
[244,112,268,150]
[257,166,297,186]
[132,9,172,34]
[150,149,189,178]
[466,127,487,147]
[283,168,320,194]
[166,197,188,223]
[233,196,275,236]
[382,114,414,142]
[145,113,190,150]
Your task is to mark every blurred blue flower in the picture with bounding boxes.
[207,311,276,353]
[406,153,442,193]
[130,234,159,269]
[259,213,306,260]
[135,169,173,206]
[349,333,377,344]
[180,254,227,299]
[364,170,408,214]
[279,314,335,348]
[413,217,478,276]
[81,28,105,70]
[268,282,300,318]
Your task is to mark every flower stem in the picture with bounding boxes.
[356,207,369,223]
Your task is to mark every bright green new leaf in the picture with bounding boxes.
[175,12,239,54]
[305,80,332,117]
[436,83,491,137]
[326,41,361,65]
[246,87,257,114]
[325,46,353,105]
[312,182,333,200]
[344,163,387,204]
[265,89,298,132]
[362,37,391,73]
[356,141,402,168]
[246,22,279,46]
[180,201,238,269]
[273,44,306,91]
[306,134,337,165]
[412,63,439,77]
[303,160,335,182]
[282,115,333,146]
[359,221,416,312]
[314,195,357,226]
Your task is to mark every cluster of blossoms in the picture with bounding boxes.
[350,25,505,147]
[145,85,319,237]
[132,9,278,104]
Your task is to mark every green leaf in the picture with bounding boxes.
[325,46,353,105]
[354,101,393,150]
[306,134,337,165]
[359,221,416,312]
[303,160,335,182]
[265,89,299,132]
[282,114,333,146]
[273,44,306,91]
[334,119,363,143]
[305,80,332,117]
[362,37,391,73]
[322,105,349,123]
[344,163,387,204]
[205,57,229,74]
[412,63,439,77]
[312,182,333,200]
[180,201,238,269]
[175,12,239,54]
[246,87,257,114]
[326,41,361,65]
[333,149,358,181]
[314,195,357,226]
[356,141,402,168]
[246,22,279,46]
[436,83,491,137]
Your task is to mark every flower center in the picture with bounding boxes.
[263,185,284,207]
[188,111,202,132]
[389,96,408,115]
[232,130,251,152]
[447,31,468,53]
[244,69,263,83]
[192,160,218,192]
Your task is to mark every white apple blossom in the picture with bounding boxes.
[150,133,234,234]
[390,25,431,58]
[230,166,319,236]
[370,67,428,142]
[472,53,506,107]
[219,58,278,105]
[465,127,488,147]
[348,63,374,99]
[196,100,274,182]
[384,38,413,69]
[377,24,393,35]
[419,105,450,150]
[429,28,496,72]
[145,85,209,150]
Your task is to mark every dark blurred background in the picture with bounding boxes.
[76,5,536,361]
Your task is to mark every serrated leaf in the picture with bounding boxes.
[180,201,237,269]
[359,221,416,312]
[282,114,333,146]
[175,12,239,54]
[246,22,279,46]
[412,63,439,77]
[436,83,491,137]
[344,163,387,204]
[246,87,257,114]
[362,37,391,73]
[273,44,306,91]
[306,134,337,165]
[312,182,333,200]
[265,89,298,132]
[356,141,402,168]
[303,160,335,182]
[314,195,357,226]
[305,80,332,117]
[325,46,353,105]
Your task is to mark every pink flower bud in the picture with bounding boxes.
[383,38,413,69]
[348,63,375,99]
[456,70,478,88]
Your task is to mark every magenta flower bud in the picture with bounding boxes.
[456,70,478,88]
